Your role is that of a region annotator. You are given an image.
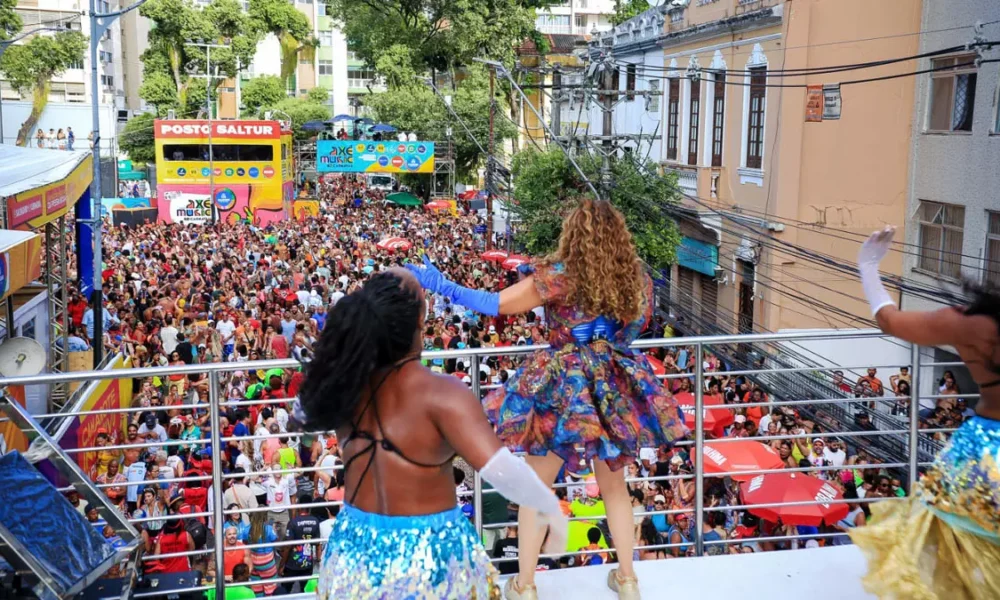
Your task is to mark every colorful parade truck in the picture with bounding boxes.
[153,119,295,226]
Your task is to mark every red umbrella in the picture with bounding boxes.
[645,355,666,376]
[502,255,530,271]
[481,250,509,263]
[425,200,451,211]
[740,472,849,526]
[674,391,735,432]
[376,236,412,252]
[702,441,785,481]
[459,189,479,200]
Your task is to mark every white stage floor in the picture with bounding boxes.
[500,545,874,599]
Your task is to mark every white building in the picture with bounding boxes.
[536,0,616,36]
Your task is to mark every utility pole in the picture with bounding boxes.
[87,0,148,366]
[487,67,496,250]
[551,64,562,142]
[600,62,615,200]
[187,40,227,223]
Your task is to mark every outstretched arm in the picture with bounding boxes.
[407,256,544,316]
[858,227,975,347]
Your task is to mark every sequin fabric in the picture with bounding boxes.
[850,415,1000,599]
[317,503,500,600]
[484,262,688,472]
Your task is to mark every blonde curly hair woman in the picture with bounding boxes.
[409,198,687,599]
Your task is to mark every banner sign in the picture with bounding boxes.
[154,119,283,139]
[101,197,152,216]
[4,156,92,230]
[317,140,435,174]
[805,84,823,122]
[823,84,842,120]
[0,252,9,298]
[163,190,213,224]
[677,236,719,278]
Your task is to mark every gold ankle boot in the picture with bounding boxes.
[607,568,641,600]
[503,576,538,600]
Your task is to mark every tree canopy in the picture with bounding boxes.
[0,30,87,145]
[241,75,286,116]
[119,113,157,163]
[612,0,652,26]
[510,148,681,270]
[0,0,21,42]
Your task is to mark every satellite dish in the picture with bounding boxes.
[0,338,47,378]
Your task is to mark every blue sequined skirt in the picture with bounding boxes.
[317,504,499,600]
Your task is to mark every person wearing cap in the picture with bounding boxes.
[277,494,321,594]
[666,512,692,558]
[730,414,748,438]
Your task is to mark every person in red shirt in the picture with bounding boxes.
[68,292,88,328]
[153,514,194,574]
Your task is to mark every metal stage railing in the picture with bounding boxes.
[0,329,973,599]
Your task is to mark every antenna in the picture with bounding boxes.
[0,338,47,378]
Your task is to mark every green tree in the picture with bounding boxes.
[241,75,286,116]
[119,113,157,162]
[270,97,329,141]
[510,148,681,270]
[138,72,180,114]
[0,30,87,146]
[306,86,328,105]
[248,0,314,80]
[0,0,22,41]
[612,0,650,26]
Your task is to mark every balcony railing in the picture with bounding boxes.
[0,329,967,598]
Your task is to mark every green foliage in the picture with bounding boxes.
[138,72,180,113]
[0,0,22,41]
[364,67,515,178]
[612,0,650,26]
[271,97,329,141]
[0,30,87,145]
[306,86,329,104]
[241,75,287,116]
[120,113,158,163]
[326,0,542,77]
[248,0,314,79]
[510,148,681,270]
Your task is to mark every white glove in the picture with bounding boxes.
[858,226,896,317]
[480,448,568,555]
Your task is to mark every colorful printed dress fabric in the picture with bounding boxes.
[850,414,1000,599]
[484,262,688,471]
[316,504,499,599]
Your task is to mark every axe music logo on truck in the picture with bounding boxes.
[319,144,354,168]
[177,197,213,219]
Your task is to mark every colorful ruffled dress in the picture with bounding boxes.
[484,262,688,471]
[849,414,1000,598]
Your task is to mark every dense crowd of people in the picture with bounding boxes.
[65,176,964,594]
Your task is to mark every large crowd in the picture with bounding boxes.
[65,176,966,594]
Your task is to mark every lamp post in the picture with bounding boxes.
[185,39,227,223]
[87,0,148,365]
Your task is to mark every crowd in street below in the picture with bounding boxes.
[62,175,971,593]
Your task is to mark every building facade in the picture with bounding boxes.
[536,0,616,36]
[901,0,1000,311]
[592,0,929,333]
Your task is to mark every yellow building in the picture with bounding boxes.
[516,34,591,150]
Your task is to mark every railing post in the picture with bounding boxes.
[908,343,921,492]
[471,353,484,539]
[693,343,705,557]
[208,371,225,599]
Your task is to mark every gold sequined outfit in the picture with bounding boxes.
[850,415,1000,599]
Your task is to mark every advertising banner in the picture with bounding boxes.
[4,156,91,230]
[154,119,282,140]
[101,197,152,217]
[317,140,435,173]
[157,184,285,227]
[293,199,320,220]
[805,84,823,122]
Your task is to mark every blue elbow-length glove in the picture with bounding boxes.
[406,255,500,316]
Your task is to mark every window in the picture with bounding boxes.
[746,66,766,169]
[711,74,725,167]
[688,78,700,165]
[666,78,680,161]
[535,14,571,34]
[647,78,659,112]
[319,30,333,46]
[626,64,636,100]
[299,89,308,95]
[68,59,83,70]
[20,318,35,341]
[928,55,977,132]
[319,60,333,76]
[987,212,1000,286]
[318,2,326,15]
[100,74,114,88]
[162,144,274,162]
[917,200,965,279]
[575,14,585,28]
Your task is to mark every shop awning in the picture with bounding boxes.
[0,146,92,230]
[0,229,42,300]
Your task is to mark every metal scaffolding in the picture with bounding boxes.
[45,216,70,410]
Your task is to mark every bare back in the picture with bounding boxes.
[335,362,501,516]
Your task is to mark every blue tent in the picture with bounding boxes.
[372,123,397,133]
[302,120,327,131]
[330,114,354,122]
